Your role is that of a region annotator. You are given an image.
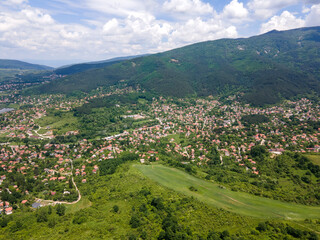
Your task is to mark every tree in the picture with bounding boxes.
[69,178,73,189]
[113,205,119,213]
[151,197,164,210]
[73,211,87,224]
[250,145,268,159]
[207,230,221,240]
[129,215,141,228]
[36,208,48,222]
[48,215,58,228]
[256,222,267,232]
[46,205,52,215]
[220,230,230,239]
[56,204,66,216]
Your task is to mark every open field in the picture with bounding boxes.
[305,154,320,166]
[34,112,79,135]
[65,196,92,214]
[135,164,320,220]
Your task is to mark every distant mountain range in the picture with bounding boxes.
[28,27,320,105]
[0,59,53,70]
[54,55,147,75]
[0,55,145,83]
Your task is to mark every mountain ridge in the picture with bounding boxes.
[29,26,320,106]
[0,59,53,70]
[53,54,148,75]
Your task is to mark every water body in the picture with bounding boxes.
[0,108,14,114]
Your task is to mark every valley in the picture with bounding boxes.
[0,27,319,239]
[0,86,319,239]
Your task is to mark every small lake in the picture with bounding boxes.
[0,108,14,114]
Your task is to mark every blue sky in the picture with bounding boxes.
[0,0,320,67]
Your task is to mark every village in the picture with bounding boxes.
[0,88,319,215]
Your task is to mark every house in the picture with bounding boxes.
[5,207,12,215]
[58,176,66,181]
[269,148,284,155]
[32,202,42,209]
[21,200,28,204]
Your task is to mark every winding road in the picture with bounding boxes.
[35,159,81,206]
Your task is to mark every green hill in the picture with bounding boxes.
[54,55,146,75]
[0,60,53,83]
[135,164,320,219]
[0,59,53,70]
[31,27,320,105]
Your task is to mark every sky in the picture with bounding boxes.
[0,0,320,67]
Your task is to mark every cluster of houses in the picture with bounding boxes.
[0,89,319,215]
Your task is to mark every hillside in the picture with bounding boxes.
[54,55,146,75]
[31,27,320,106]
[0,60,53,83]
[0,59,53,70]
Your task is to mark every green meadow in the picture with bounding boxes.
[305,154,320,166]
[135,164,320,220]
[34,112,79,135]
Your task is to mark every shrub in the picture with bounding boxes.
[73,211,87,225]
[129,215,141,228]
[56,204,66,216]
[113,205,119,213]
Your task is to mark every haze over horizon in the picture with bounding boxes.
[1,0,320,67]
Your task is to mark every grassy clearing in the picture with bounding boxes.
[132,119,153,127]
[135,164,320,220]
[35,112,79,135]
[2,164,320,239]
[305,154,320,166]
[66,196,92,214]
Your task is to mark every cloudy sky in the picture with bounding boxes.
[1,0,320,67]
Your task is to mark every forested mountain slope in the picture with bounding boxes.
[31,27,320,106]
[0,59,52,70]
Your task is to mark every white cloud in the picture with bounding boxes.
[103,18,119,34]
[0,5,91,59]
[248,0,300,19]
[0,13,25,32]
[100,11,238,55]
[305,4,320,26]
[304,0,320,4]
[222,0,249,21]
[21,8,54,24]
[0,0,241,63]
[83,0,157,16]
[302,6,311,14]
[11,0,307,65]
[169,18,238,44]
[260,11,305,33]
[102,12,170,46]
[163,0,214,16]
[3,0,28,6]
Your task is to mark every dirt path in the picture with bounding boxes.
[35,160,81,206]
[34,126,53,139]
